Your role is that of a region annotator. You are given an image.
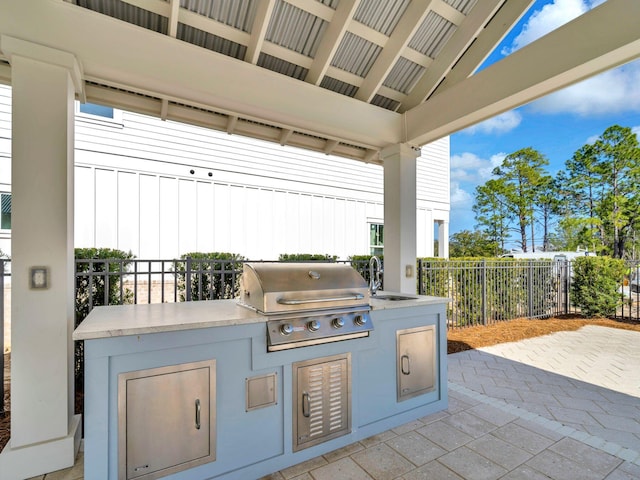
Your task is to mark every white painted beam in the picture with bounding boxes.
[0,0,402,149]
[430,0,534,97]
[306,0,361,85]
[400,0,508,111]
[355,0,434,103]
[405,0,640,145]
[244,0,276,65]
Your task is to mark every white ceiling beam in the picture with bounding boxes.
[405,0,640,145]
[349,21,388,48]
[179,8,249,45]
[430,0,465,25]
[167,0,180,38]
[355,0,434,103]
[0,0,402,149]
[226,115,238,134]
[306,0,361,85]
[160,98,168,119]
[261,42,313,69]
[400,0,507,111]
[432,0,534,97]
[245,0,276,64]
[123,0,168,17]
[285,0,334,22]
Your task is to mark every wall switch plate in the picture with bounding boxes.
[30,266,49,289]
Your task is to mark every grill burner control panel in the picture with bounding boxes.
[266,309,373,352]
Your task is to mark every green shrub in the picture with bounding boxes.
[175,252,245,301]
[571,256,625,317]
[74,247,135,387]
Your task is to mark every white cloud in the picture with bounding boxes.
[502,0,593,55]
[463,111,522,135]
[498,0,640,117]
[633,126,640,138]
[450,152,505,183]
[529,61,640,116]
[450,182,472,207]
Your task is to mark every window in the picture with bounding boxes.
[79,102,114,118]
[1,193,10,230]
[369,223,383,256]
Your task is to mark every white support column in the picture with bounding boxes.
[382,143,419,294]
[0,37,82,479]
[438,220,449,258]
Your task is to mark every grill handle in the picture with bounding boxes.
[277,293,365,305]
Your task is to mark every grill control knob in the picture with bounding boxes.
[332,317,345,329]
[354,315,368,326]
[280,323,294,336]
[307,319,321,332]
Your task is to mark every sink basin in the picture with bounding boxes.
[372,294,417,301]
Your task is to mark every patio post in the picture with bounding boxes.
[381,143,419,294]
[0,37,82,479]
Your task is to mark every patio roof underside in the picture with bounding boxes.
[1,0,640,164]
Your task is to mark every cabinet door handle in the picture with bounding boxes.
[302,392,311,418]
[195,398,201,430]
[401,354,411,375]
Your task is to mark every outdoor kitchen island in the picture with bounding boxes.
[74,276,448,480]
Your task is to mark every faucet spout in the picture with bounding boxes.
[369,256,382,295]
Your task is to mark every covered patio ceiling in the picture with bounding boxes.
[1,0,639,164]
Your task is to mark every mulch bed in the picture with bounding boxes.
[1,315,639,452]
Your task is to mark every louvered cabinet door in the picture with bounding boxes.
[293,353,351,451]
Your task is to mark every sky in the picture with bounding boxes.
[449,0,640,243]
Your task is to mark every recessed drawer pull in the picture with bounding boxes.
[401,354,411,375]
[195,398,201,430]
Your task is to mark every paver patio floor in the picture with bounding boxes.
[31,326,640,480]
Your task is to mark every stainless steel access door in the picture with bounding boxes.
[397,326,436,401]
[293,353,351,452]
[118,359,217,480]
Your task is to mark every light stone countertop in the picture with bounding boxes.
[73,293,449,341]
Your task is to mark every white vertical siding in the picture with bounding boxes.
[0,83,450,260]
[95,169,117,247]
[159,177,179,258]
[196,181,214,252]
[118,171,139,254]
[139,174,160,258]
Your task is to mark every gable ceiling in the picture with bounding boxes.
[1,0,639,164]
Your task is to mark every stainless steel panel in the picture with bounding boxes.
[118,360,216,480]
[246,372,277,411]
[293,353,351,451]
[397,326,436,401]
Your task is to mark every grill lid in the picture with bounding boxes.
[239,262,370,314]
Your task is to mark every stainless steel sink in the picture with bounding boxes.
[372,294,417,301]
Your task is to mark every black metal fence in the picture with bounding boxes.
[418,259,574,327]
[3,255,640,413]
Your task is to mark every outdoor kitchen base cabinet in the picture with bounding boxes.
[293,353,351,452]
[75,296,449,480]
[117,359,217,480]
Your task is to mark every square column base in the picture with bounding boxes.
[0,414,82,480]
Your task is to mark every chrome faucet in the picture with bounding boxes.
[369,255,382,295]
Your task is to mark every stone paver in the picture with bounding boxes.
[43,325,640,480]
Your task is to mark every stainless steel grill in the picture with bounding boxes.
[238,263,373,351]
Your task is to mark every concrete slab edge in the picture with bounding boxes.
[448,382,640,466]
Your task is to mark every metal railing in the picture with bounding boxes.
[417,259,574,328]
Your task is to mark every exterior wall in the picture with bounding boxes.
[0,84,450,260]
